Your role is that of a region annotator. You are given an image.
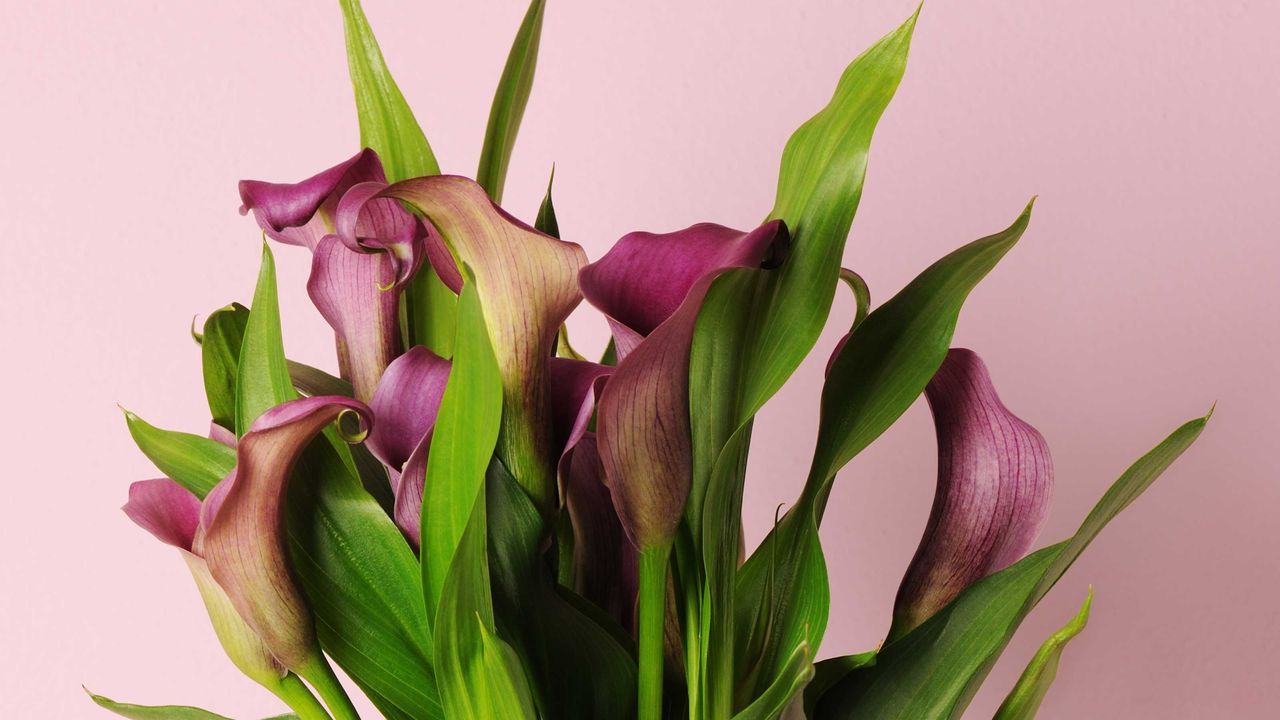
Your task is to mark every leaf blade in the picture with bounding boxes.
[476,0,546,203]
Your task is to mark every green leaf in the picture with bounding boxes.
[994,588,1093,720]
[733,201,1033,703]
[200,302,250,429]
[534,166,559,239]
[814,412,1210,719]
[235,241,439,719]
[122,410,235,498]
[235,244,298,436]
[434,487,536,720]
[685,13,916,713]
[476,0,546,204]
[338,0,439,181]
[803,651,877,717]
[421,268,503,619]
[288,360,354,398]
[730,642,814,720]
[486,459,638,719]
[85,689,250,720]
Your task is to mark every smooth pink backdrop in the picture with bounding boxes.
[2,1,1276,717]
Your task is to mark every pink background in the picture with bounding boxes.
[2,1,1276,717]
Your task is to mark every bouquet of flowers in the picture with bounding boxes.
[96,2,1209,718]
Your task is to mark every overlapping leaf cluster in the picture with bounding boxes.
[99,3,1209,719]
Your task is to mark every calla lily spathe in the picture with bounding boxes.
[889,349,1054,640]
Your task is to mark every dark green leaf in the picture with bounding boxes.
[122,410,235,498]
[815,413,1210,719]
[993,588,1092,720]
[477,0,546,204]
[535,166,559,239]
[288,360,354,398]
[200,302,250,429]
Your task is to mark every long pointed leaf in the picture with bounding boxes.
[122,411,235,498]
[476,0,546,204]
[993,588,1093,720]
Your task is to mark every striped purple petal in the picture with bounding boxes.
[889,348,1054,640]
[583,220,787,549]
[563,433,638,633]
[122,478,201,552]
[197,395,372,671]
[238,149,384,251]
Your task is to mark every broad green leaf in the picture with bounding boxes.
[122,410,235,498]
[337,0,457,358]
[476,0,546,204]
[235,244,298,435]
[994,588,1093,720]
[200,302,250,429]
[338,0,439,181]
[803,651,876,717]
[85,690,295,720]
[686,13,916,713]
[814,412,1210,719]
[487,459,638,719]
[534,166,559,238]
[733,202,1033,702]
[235,242,439,719]
[421,269,503,618]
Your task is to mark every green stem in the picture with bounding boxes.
[298,655,362,720]
[270,673,333,720]
[638,542,673,720]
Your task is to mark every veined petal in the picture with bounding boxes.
[368,346,452,481]
[889,348,1053,640]
[122,478,201,552]
[548,356,613,460]
[183,551,288,686]
[382,175,587,512]
[238,149,384,250]
[563,433,638,633]
[580,222,789,360]
[586,220,786,548]
[307,234,403,401]
[333,180,427,288]
[198,395,372,671]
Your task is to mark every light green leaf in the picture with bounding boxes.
[337,0,456,358]
[733,200,1032,706]
[994,588,1093,720]
[477,0,546,204]
[421,268,503,619]
[814,412,1210,719]
[235,244,298,436]
[122,410,235,498]
[338,0,439,181]
[235,242,439,719]
[686,12,917,712]
[731,642,814,720]
[200,302,250,430]
[85,689,254,719]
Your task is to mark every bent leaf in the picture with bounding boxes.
[814,412,1210,719]
[477,0,546,203]
[994,588,1093,720]
[122,411,235,498]
[200,302,250,429]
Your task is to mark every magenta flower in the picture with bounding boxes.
[239,150,428,401]
[889,349,1054,640]
[580,221,787,549]
[125,396,372,674]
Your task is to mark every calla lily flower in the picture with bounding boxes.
[563,432,638,633]
[239,149,428,401]
[123,479,287,688]
[580,220,787,549]
[196,395,372,673]
[365,346,452,547]
[380,175,588,513]
[888,348,1053,641]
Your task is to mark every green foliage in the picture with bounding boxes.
[477,0,546,204]
[994,588,1093,720]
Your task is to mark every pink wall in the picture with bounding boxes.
[2,1,1276,717]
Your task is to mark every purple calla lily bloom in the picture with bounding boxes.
[580,220,788,549]
[124,479,288,687]
[563,432,638,633]
[888,348,1054,640]
[239,149,428,401]
[196,395,373,673]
